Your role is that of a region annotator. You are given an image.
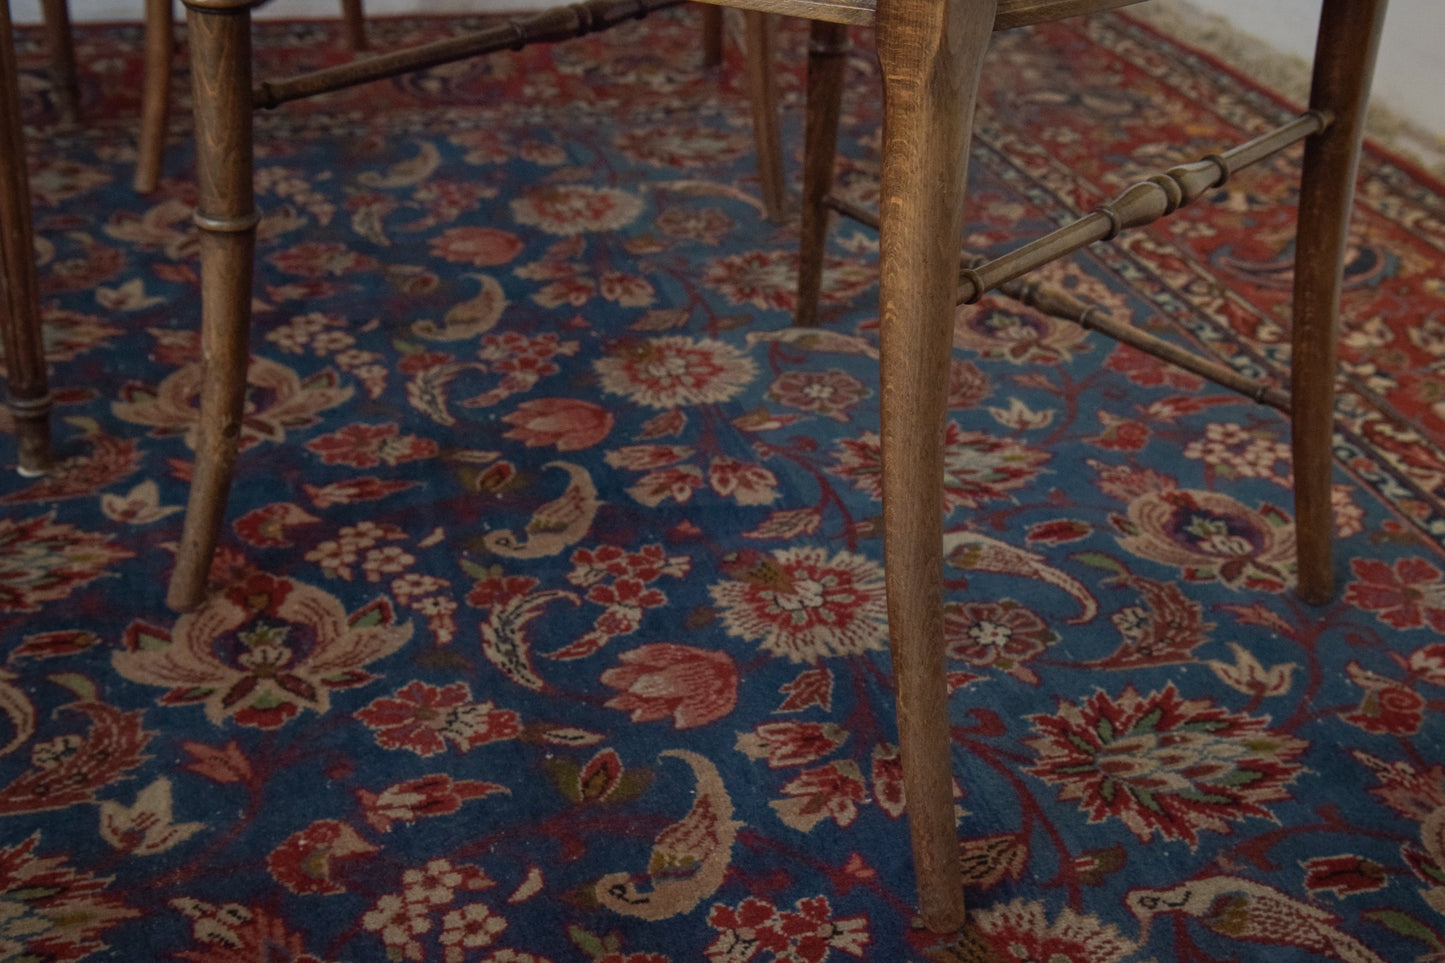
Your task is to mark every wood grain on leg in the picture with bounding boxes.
[0,1,53,476]
[743,11,785,221]
[135,0,176,193]
[874,0,997,934]
[168,0,261,611]
[1290,0,1387,605]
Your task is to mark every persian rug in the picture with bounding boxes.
[5,8,1445,962]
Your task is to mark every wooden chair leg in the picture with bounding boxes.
[1290,0,1387,605]
[340,0,368,52]
[0,2,53,476]
[742,11,785,222]
[795,19,848,326]
[874,0,996,935]
[700,4,723,68]
[39,0,80,123]
[167,0,259,612]
[134,0,176,193]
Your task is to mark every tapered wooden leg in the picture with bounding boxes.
[168,0,259,612]
[39,0,80,123]
[340,0,367,52]
[874,0,996,935]
[795,19,848,326]
[700,4,723,68]
[0,2,53,475]
[742,11,785,221]
[135,0,176,193]
[1291,0,1387,605]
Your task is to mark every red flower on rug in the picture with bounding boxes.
[709,547,888,663]
[267,819,379,895]
[304,421,439,468]
[1026,684,1306,846]
[944,599,1059,684]
[503,397,614,451]
[0,512,132,612]
[510,184,642,235]
[1301,855,1390,898]
[267,240,379,277]
[703,250,799,312]
[736,721,848,769]
[0,702,152,816]
[601,643,738,729]
[961,899,1140,963]
[358,774,507,833]
[1344,557,1445,633]
[357,681,521,756]
[830,423,1051,512]
[171,898,336,963]
[595,336,757,409]
[705,895,868,963]
[1341,661,1427,736]
[427,226,524,266]
[114,573,412,729]
[771,761,869,831]
[615,124,752,168]
[767,369,869,422]
[0,834,138,962]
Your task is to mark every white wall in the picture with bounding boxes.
[11,0,1444,140]
[1159,0,1443,138]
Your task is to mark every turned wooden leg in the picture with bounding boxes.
[168,0,259,612]
[1290,0,1387,605]
[135,0,176,193]
[742,11,785,222]
[700,4,723,68]
[39,0,80,123]
[340,0,367,52]
[0,2,52,475]
[874,0,996,935]
[795,19,848,327]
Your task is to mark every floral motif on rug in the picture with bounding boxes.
[4,9,1445,961]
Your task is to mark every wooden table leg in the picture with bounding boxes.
[167,0,260,611]
[340,0,367,52]
[134,0,176,193]
[0,0,53,476]
[700,3,723,67]
[39,0,80,123]
[742,11,785,222]
[874,0,997,935]
[1290,0,1387,605]
[795,19,848,326]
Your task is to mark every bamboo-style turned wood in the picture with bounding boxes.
[0,0,53,476]
[823,196,1291,411]
[253,0,685,109]
[1011,276,1292,410]
[166,0,261,612]
[956,110,1330,304]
